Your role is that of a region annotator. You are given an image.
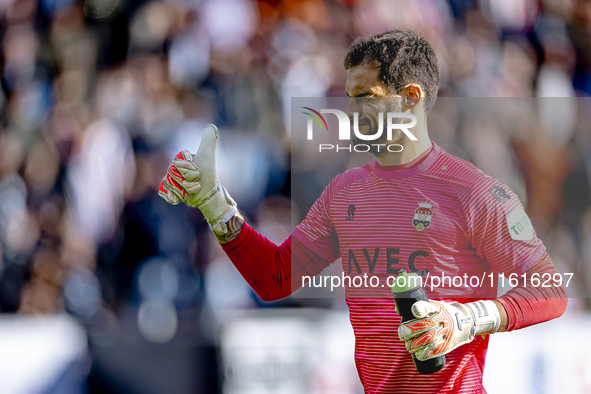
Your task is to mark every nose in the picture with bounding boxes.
[346,98,360,120]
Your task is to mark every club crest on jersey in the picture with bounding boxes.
[413,202,434,231]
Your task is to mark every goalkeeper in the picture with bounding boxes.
[158,30,567,393]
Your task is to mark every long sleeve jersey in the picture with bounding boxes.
[222,143,567,393]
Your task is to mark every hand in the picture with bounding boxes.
[158,124,218,207]
[158,124,237,234]
[398,300,500,361]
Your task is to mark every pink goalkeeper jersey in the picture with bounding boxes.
[292,143,546,394]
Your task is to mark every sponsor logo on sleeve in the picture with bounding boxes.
[490,186,511,203]
[345,204,356,221]
[506,206,533,241]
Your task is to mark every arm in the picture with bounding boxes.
[158,124,334,301]
[398,180,568,361]
[220,219,331,301]
[494,252,568,332]
[470,181,566,334]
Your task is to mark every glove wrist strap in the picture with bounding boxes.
[465,300,501,336]
[194,183,238,235]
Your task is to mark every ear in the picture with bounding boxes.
[400,84,423,110]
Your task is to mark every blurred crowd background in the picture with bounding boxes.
[1,0,591,393]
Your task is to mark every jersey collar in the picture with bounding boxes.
[373,143,441,180]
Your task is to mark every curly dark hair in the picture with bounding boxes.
[344,30,440,111]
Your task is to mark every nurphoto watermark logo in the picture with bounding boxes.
[302,107,417,153]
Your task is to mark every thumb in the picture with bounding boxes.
[194,124,219,165]
[411,300,440,319]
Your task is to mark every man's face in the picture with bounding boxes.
[345,66,406,150]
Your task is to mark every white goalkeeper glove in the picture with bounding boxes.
[398,300,501,361]
[158,124,237,235]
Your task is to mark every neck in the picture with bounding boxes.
[376,118,432,166]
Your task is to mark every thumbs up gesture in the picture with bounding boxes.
[158,124,237,234]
